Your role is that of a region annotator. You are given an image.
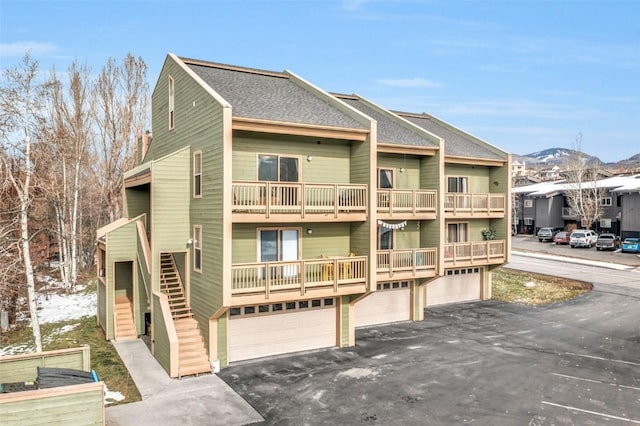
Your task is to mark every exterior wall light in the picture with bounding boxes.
[306,228,313,235]
[307,155,313,162]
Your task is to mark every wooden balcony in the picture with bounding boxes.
[232,181,367,222]
[231,256,368,304]
[444,193,506,218]
[376,248,437,280]
[443,240,506,267]
[377,189,437,219]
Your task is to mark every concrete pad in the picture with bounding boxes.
[107,340,263,426]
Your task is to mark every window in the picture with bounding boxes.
[600,197,612,206]
[378,168,394,189]
[193,151,202,198]
[524,217,534,225]
[446,223,469,243]
[168,76,175,130]
[193,225,202,272]
[378,226,394,250]
[524,199,533,208]
[258,155,299,182]
[600,218,611,228]
[447,176,468,193]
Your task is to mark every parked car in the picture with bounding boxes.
[569,230,598,248]
[621,237,640,253]
[596,233,620,251]
[553,231,570,245]
[537,227,556,242]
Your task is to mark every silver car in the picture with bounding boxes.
[570,230,597,248]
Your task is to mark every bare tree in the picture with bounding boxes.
[38,62,94,289]
[0,53,49,351]
[93,54,149,224]
[563,133,605,229]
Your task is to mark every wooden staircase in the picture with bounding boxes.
[115,296,137,340]
[160,253,211,377]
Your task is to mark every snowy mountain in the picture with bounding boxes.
[520,148,601,165]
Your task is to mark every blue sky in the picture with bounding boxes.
[1,0,639,163]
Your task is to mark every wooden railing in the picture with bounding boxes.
[232,181,367,219]
[377,189,437,216]
[376,248,437,278]
[231,256,367,298]
[444,193,506,215]
[443,240,506,266]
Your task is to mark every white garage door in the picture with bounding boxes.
[355,281,411,328]
[228,299,336,363]
[426,268,482,307]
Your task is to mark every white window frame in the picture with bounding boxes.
[168,76,175,130]
[600,218,612,228]
[193,225,202,272]
[524,217,534,226]
[600,197,612,207]
[523,199,533,208]
[193,151,202,198]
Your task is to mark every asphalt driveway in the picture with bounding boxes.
[219,285,640,425]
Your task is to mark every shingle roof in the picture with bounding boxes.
[182,58,366,130]
[336,96,439,148]
[396,112,505,160]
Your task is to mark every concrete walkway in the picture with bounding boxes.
[106,339,263,426]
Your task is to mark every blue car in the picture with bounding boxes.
[621,237,640,253]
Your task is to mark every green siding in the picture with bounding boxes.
[420,155,441,250]
[152,294,171,375]
[394,222,420,249]
[105,221,138,340]
[232,223,351,263]
[0,350,88,383]
[348,140,373,264]
[233,134,351,183]
[125,187,151,234]
[445,164,490,193]
[97,281,106,332]
[0,385,104,426]
[377,153,421,189]
[136,267,149,335]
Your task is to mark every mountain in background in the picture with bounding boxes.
[514,147,640,171]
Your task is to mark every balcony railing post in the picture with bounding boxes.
[265,182,271,219]
[300,261,306,295]
[301,183,306,219]
[265,262,271,299]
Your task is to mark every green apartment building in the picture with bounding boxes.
[96,54,511,377]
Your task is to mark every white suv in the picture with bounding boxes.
[570,230,597,248]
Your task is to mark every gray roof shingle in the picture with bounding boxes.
[183,59,366,130]
[397,112,505,160]
[337,96,439,148]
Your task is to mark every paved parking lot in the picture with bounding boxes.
[512,234,640,268]
[219,281,640,425]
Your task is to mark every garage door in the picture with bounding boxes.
[426,268,482,307]
[355,281,411,328]
[228,298,336,363]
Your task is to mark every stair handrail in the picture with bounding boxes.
[136,219,151,301]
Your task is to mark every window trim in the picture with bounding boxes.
[256,153,301,182]
[168,76,175,130]
[377,167,394,189]
[523,199,533,208]
[193,225,202,272]
[446,176,469,193]
[446,222,470,243]
[524,217,534,226]
[193,150,202,198]
[600,197,612,207]
[256,226,302,262]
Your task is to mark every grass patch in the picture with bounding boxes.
[492,267,592,305]
[43,316,141,405]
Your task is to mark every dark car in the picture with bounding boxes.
[596,233,620,251]
[537,227,556,242]
[553,231,570,245]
